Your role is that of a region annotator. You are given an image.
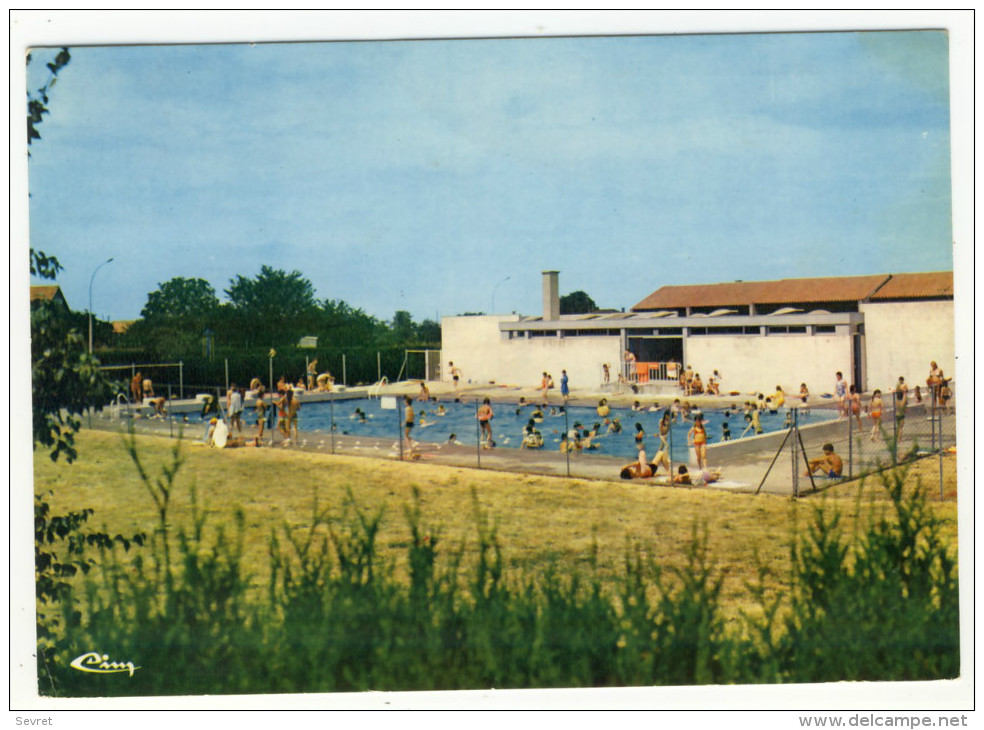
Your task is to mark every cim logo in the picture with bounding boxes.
[70,652,139,677]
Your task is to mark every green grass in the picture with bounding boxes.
[33,428,960,695]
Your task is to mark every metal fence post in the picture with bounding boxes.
[342,354,347,386]
[378,352,382,383]
[847,407,854,480]
[791,409,799,497]
[168,384,173,438]
[892,399,898,467]
[179,361,184,399]
[476,398,481,468]
[564,404,571,477]
[668,417,674,481]
[938,397,944,501]
[225,358,229,394]
[329,391,335,455]
[398,398,404,462]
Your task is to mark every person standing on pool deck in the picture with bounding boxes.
[254,385,268,440]
[228,383,244,435]
[560,370,570,401]
[306,359,318,391]
[477,397,494,447]
[688,414,708,470]
[834,372,847,417]
[894,376,908,440]
[403,395,416,458]
[448,362,461,395]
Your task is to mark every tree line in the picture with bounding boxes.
[98,266,441,359]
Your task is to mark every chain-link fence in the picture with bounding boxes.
[90,382,957,501]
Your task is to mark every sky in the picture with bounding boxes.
[23,17,956,326]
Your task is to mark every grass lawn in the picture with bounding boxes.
[32,428,959,619]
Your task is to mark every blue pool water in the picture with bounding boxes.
[278,396,833,462]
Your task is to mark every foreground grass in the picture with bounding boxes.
[33,429,958,620]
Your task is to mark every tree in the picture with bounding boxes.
[225,266,317,320]
[416,318,441,344]
[390,310,416,344]
[559,290,598,315]
[28,48,71,284]
[27,46,114,463]
[32,288,115,463]
[320,298,384,347]
[223,266,319,346]
[141,277,220,320]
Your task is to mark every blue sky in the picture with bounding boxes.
[26,29,953,323]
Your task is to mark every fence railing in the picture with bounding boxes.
[92,387,956,501]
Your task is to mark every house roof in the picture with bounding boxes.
[31,285,64,301]
[112,320,136,334]
[632,272,952,311]
[30,285,68,307]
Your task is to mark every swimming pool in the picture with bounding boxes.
[272,396,834,463]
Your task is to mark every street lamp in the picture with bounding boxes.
[491,275,511,314]
[88,257,114,354]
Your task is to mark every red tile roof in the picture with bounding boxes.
[869,271,953,300]
[632,272,952,311]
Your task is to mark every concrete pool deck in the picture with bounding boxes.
[92,380,951,498]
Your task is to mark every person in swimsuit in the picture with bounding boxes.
[448,362,461,394]
[805,443,843,478]
[867,389,883,442]
[403,395,415,458]
[688,414,708,470]
[254,386,268,440]
[477,397,494,447]
[927,361,944,406]
[848,384,862,432]
[307,359,318,390]
[894,377,908,440]
[560,369,570,400]
[834,372,847,418]
[657,411,671,452]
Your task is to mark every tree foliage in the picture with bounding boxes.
[141,277,220,320]
[27,47,71,147]
[31,300,115,463]
[559,290,598,315]
[225,265,317,320]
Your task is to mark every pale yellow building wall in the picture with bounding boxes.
[683,333,853,398]
[860,300,955,393]
[441,315,622,391]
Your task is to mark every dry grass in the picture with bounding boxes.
[32,429,958,619]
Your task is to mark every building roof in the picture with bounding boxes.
[869,271,953,300]
[30,285,69,307]
[632,272,952,311]
[112,320,136,334]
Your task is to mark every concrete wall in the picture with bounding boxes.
[683,333,854,397]
[860,300,955,393]
[441,315,621,390]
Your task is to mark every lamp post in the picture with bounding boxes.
[88,257,114,354]
[491,275,510,314]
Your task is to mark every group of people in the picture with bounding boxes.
[203,376,303,448]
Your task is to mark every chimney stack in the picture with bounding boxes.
[542,270,560,321]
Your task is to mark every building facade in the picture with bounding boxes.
[440,271,954,397]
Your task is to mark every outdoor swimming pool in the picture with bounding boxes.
[277,396,835,462]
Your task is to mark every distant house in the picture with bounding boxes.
[30,285,69,311]
[113,321,136,335]
[441,270,954,396]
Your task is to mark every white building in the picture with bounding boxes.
[441,270,954,397]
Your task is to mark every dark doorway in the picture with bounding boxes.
[627,337,683,363]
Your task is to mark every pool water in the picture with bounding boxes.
[281,396,833,463]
